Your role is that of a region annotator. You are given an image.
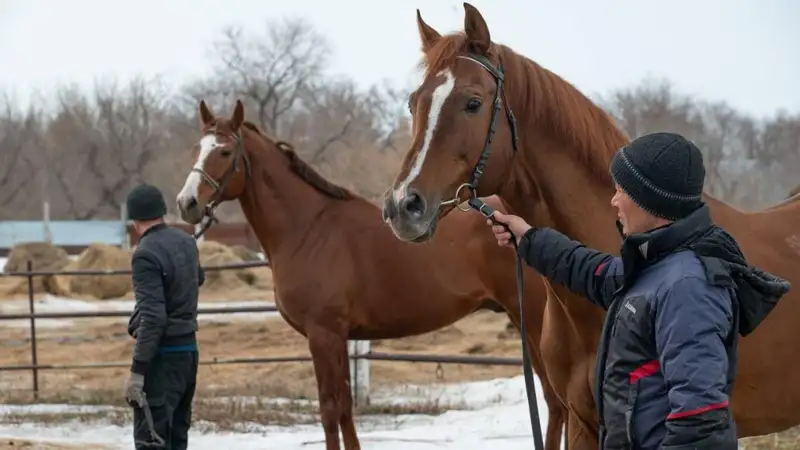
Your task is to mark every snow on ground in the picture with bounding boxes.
[0,295,279,329]
[0,375,560,449]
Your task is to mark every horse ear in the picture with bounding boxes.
[416,9,441,52]
[463,2,491,55]
[231,100,244,130]
[199,100,214,127]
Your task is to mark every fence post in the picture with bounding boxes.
[347,340,370,408]
[26,260,39,399]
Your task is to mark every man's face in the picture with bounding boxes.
[611,186,657,236]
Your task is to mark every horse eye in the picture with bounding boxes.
[465,98,482,113]
[220,149,232,157]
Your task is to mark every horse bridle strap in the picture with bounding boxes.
[442,53,520,211]
[447,53,544,450]
[192,127,252,240]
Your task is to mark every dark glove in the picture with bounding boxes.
[124,372,145,407]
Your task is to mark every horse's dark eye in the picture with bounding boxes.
[220,149,232,157]
[466,98,482,113]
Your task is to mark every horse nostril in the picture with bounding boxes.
[186,197,198,210]
[401,192,426,219]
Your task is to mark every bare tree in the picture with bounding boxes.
[600,77,705,142]
[696,101,746,200]
[0,94,41,216]
[194,17,330,135]
[43,78,177,219]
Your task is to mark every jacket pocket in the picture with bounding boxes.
[625,381,639,446]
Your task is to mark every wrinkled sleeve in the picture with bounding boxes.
[130,250,167,375]
[655,276,734,448]
[517,227,623,310]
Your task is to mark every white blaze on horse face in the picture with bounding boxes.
[177,134,219,203]
[392,69,456,204]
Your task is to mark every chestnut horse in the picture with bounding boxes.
[174,100,566,450]
[382,3,799,449]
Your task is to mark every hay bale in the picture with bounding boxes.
[230,245,261,262]
[229,245,273,291]
[198,241,257,292]
[55,243,132,300]
[2,242,71,296]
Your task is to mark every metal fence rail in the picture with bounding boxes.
[0,258,523,398]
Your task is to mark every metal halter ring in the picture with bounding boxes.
[439,182,476,212]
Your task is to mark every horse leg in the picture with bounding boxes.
[565,406,598,450]
[307,324,351,450]
[503,309,564,450]
[543,394,566,450]
[565,369,599,450]
[337,339,361,450]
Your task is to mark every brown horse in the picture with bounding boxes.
[174,100,566,450]
[382,3,800,449]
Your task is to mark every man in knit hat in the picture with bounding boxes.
[489,132,790,449]
[124,183,205,450]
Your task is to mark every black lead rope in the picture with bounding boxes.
[469,197,545,450]
[453,51,543,449]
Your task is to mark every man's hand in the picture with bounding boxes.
[487,211,533,248]
[124,372,145,407]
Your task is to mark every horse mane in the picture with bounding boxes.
[422,33,630,183]
[241,121,355,200]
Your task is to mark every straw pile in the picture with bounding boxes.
[1,242,71,296]
[54,243,132,300]
[197,241,265,293]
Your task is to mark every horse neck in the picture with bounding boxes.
[497,59,626,254]
[237,150,331,264]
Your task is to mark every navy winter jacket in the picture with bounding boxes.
[517,204,790,449]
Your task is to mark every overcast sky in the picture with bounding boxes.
[0,0,797,119]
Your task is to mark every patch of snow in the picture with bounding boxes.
[0,295,279,329]
[0,375,559,449]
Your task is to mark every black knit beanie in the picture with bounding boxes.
[126,183,167,221]
[609,132,705,221]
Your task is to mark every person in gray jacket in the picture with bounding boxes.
[124,183,204,450]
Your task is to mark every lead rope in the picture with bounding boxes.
[467,197,545,449]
